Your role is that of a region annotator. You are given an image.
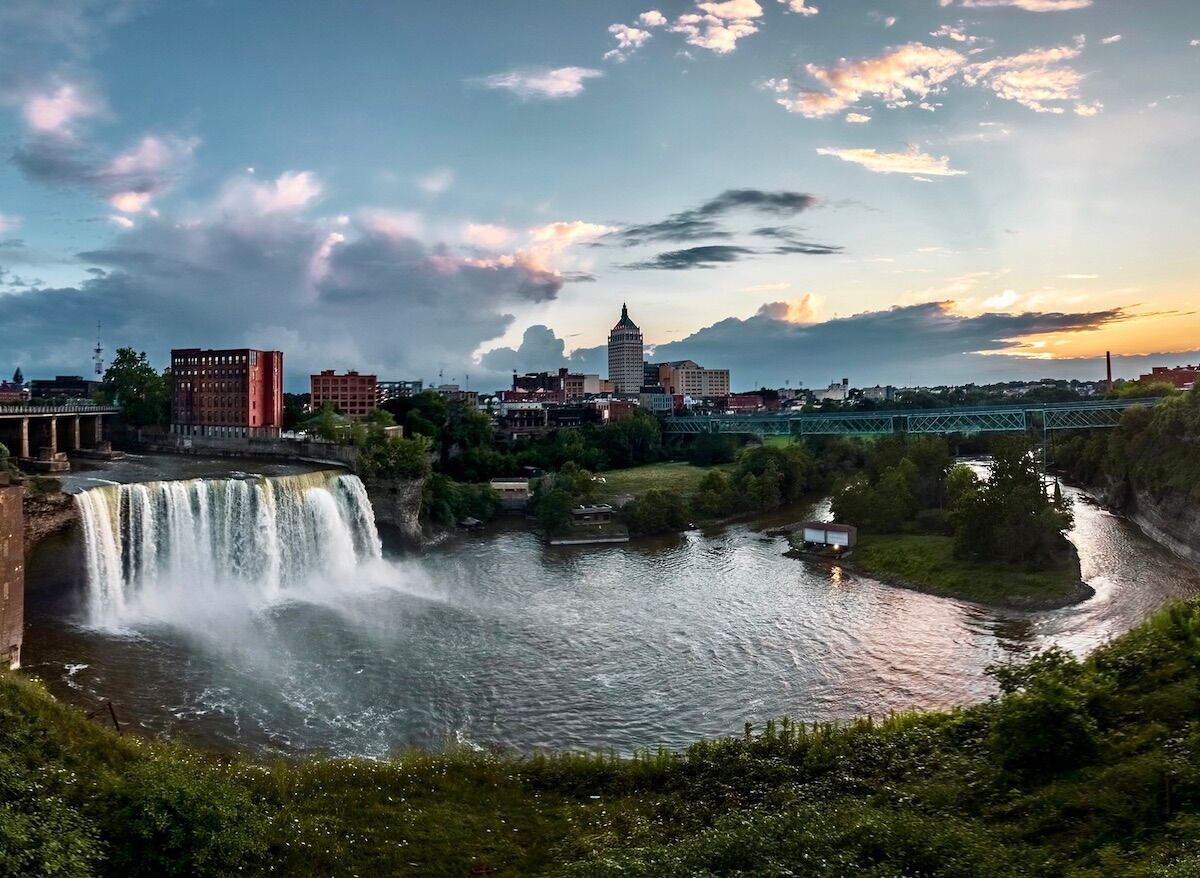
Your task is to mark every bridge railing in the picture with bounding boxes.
[0,404,121,416]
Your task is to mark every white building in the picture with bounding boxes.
[812,379,850,402]
[607,303,644,395]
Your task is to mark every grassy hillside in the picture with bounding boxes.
[4,599,1200,876]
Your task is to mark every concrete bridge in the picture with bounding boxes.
[0,404,121,472]
[661,397,1162,439]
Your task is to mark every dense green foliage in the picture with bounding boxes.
[421,473,501,527]
[98,348,169,427]
[832,435,1072,569]
[954,436,1073,567]
[5,599,1200,876]
[1056,386,1200,503]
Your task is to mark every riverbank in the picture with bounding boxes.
[6,598,1200,876]
[812,532,1092,611]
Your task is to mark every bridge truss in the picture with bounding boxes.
[662,398,1159,440]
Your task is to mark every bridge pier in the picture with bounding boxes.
[19,418,29,460]
[70,415,81,451]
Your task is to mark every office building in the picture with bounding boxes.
[607,303,644,395]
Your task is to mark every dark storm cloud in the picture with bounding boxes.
[0,209,573,387]
[624,245,756,270]
[478,303,1171,391]
[12,133,196,205]
[652,302,1138,386]
[611,188,821,246]
[750,226,842,255]
[695,190,818,216]
[475,326,606,386]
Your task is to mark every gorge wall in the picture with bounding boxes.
[1,482,24,669]
[23,484,78,556]
[362,476,425,544]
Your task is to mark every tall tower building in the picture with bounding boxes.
[607,302,644,395]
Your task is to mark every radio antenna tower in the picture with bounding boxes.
[93,322,104,376]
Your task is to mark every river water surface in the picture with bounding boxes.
[23,456,1200,758]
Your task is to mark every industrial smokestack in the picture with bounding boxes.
[1106,351,1113,392]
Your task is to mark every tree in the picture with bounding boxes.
[954,436,1072,567]
[625,488,689,535]
[99,348,169,427]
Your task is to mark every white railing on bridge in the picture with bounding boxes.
[0,403,121,416]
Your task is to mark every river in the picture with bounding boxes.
[21,457,1200,758]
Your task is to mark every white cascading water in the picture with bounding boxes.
[74,471,383,628]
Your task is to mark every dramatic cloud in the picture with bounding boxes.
[614,188,820,246]
[756,294,819,323]
[770,43,965,117]
[477,325,568,375]
[625,245,756,270]
[478,66,603,99]
[750,226,841,254]
[670,0,764,55]
[652,301,1132,385]
[938,0,1091,10]
[639,10,669,27]
[769,33,1095,118]
[490,302,1156,388]
[14,133,198,210]
[964,37,1089,113]
[816,146,967,179]
[215,170,323,215]
[463,223,516,250]
[0,173,607,383]
[21,81,103,136]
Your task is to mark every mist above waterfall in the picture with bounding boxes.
[74,471,403,631]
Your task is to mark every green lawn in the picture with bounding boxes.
[844,532,1087,608]
[595,461,732,502]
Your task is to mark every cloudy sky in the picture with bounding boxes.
[1,0,1197,391]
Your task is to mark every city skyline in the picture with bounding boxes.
[1,0,1198,390]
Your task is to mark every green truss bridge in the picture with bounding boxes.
[660,397,1162,439]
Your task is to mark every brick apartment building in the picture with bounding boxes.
[1139,365,1198,389]
[311,369,378,417]
[170,348,283,438]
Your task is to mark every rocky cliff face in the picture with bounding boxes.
[363,477,425,545]
[1089,475,1200,564]
[23,487,78,556]
[1126,488,1200,564]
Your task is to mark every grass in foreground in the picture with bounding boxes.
[845,532,1085,607]
[594,460,732,502]
[5,599,1200,876]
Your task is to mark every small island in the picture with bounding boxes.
[792,435,1091,610]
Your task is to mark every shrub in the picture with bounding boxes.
[101,755,270,878]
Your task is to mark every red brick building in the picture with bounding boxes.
[311,370,378,418]
[1139,365,1198,389]
[170,348,283,438]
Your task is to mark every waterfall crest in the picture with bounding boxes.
[74,471,382,627]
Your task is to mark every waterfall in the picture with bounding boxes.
[74,471,383,628]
